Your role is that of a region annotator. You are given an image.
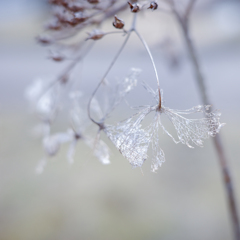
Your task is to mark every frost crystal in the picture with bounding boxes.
[104,83,225,172]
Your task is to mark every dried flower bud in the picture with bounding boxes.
[112,15,124,29]
[87,0,99,4]
[49,0,64,5]
[46,20,62,31]
[148,2,158,10]
[66,3,85,12]
[86,29,105,40]
[67,12,88,26]
[128,2,140,13]
[49,51,65,62]
[36,35,53,45]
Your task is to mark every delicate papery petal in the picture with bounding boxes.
[67,139,77,164]
[93,139,110,165]
[25,78,44,102]
[148,113,166,172]
[161,105,224,148]
[120,68,140,94]
[105,68,141,117]
[151,147,165,173]
[35,158,47,174]
[91,97,104,120]
[43,131,73,156]
[105,124,149,168]
[104,106,151,168]
[85,137,110,164]
[37,87,59,121]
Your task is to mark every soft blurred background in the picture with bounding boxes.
[1,0,240,240]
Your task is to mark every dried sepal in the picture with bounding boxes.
[128,2,140,13]
[148,2,158,10]
[113,15,125,29]
[86,29,105,40]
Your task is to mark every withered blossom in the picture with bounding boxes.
[86,29,105,40]
[128,2,140,13]
[87,0,100,4]
[105,82,225,172]
[148,2,158,10]
[113,15,125,29]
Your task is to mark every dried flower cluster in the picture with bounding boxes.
[104,83,224,172]
[28,0,225,174]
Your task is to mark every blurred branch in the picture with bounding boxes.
[167,1,240,240]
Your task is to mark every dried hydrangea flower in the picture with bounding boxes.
[148,2,158,10]
[128,2,140,13]
[113,15,125,29]
[25,77,60,123]
[86,29,105,41]
[104,82,225,172]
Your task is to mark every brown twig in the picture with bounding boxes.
[168,1,240,239]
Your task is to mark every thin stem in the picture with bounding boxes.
[87,13,138,126]
[104,30,127,36]
[87,33,131,126]
[169,1,240,239]
[134,29,161,109]
[40,41,94,99]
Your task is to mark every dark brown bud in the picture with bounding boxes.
[46,20,62,31]
[36,35,53,45]
[87,0,99,4]
[49,0,63,5]
[49,51,65,62]
[148,2,158,10]
[112,15,124,29]
[66,3,85,12]
[128,2,140,13]
[67,13,88,26]
[86,29,105,40]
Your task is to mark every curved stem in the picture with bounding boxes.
[87,32,131,125]
[169,1,240,239]
[134,29,161,108]
[88,13,138,126]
